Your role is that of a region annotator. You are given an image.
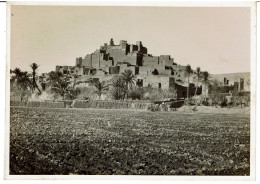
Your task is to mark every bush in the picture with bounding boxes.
[143,88,176,102]
[76,86,102,100]
[160,103,169,111]
[147,104,160,112]
[128,87,145,100]
[202,98,210,106]
[221,99,227,107]
[169,101,184,108]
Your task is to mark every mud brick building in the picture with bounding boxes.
[55,39,204,98]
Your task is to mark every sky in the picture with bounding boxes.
[10,6,251,74]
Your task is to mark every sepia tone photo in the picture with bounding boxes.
[6,2,256,179]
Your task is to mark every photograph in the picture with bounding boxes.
[5,1,256,179]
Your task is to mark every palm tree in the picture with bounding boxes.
[202,71,210,97]
[10,68,32,101]
[11,68,22,83]
[11,68,31,89]
[51,78,71,100]
[93,80,109,100]
[49,74,80,100]
[111,77,126,100]
[121,70,135,99]
[29,63,41,94]
[194,67,201,96]
[47,71,63,86]
[185,65,193,99]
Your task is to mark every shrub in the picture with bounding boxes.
[143,88,176,102]
[146,104,160,112]
[202,98,210,106]
[128,87,145,100]
[76,86,100,100]
[169,101,184,108]
[220,98,228,107]
[160,103,169,111]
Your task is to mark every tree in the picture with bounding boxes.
[111,77,126,100]
[51,78,80,100]
[48,72,80,100]
[202,71,210,97]
[194,67,201,96]
[185,65,193,99]
[121,70,135,99]
[29,63,41,94]
[47,71,63,87]
[10,68,32,101]
[93,80,109,100]
[51,78,70,100]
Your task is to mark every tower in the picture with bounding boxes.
[110,38,114,46]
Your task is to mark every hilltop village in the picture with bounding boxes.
[37,38,249,99]
[51,39,203,98]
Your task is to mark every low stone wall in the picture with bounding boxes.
[72,100,151,110]
[11,101,65,108]
[10,101,27,107]
[10,100,151,110]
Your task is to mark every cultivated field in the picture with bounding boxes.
[10,106,250,175]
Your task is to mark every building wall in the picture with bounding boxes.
[109,49,127,66]
[124,66,137,75]
[124,54,138,65]
[118,64,128,73]
[159,55,174,66]
[143,55,159,65]
[136,75,171,89]
[109,66,120,74]
[100,59,113,69]
[157,69,172,76]
[82,54,92,67]
[91,51,101,69]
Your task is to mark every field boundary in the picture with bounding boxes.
[10,100,152,110]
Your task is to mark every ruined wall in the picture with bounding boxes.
[136,41,148,54]
[76,57,83,67]
[130,44,139,53]
[82,54,92,67]
[159,55,174,66]
[91,51,101,69]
